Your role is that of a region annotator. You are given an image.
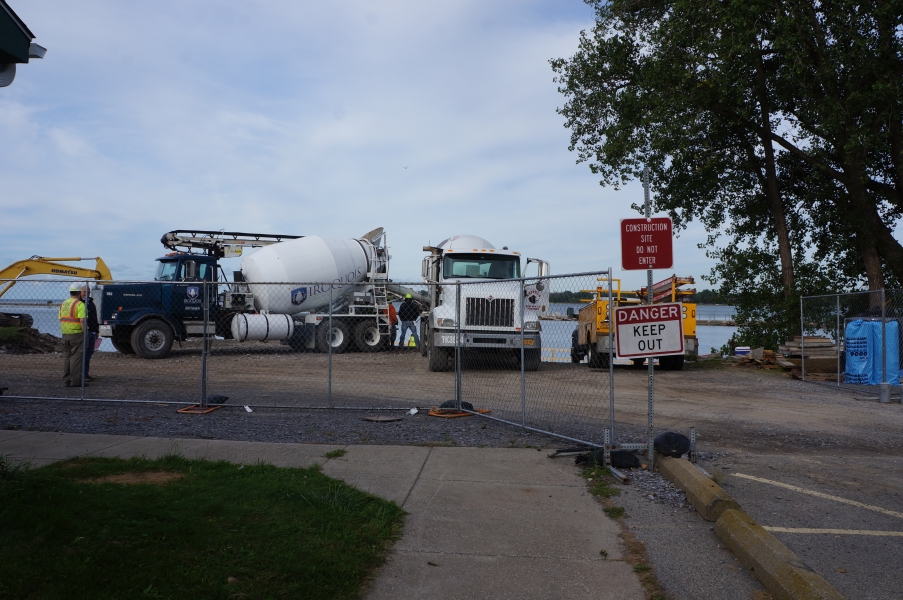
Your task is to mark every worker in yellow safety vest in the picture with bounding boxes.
[59,283,88,388]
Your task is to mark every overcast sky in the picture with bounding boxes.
[2,0,715,290]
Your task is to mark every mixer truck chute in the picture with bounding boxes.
[421,235,550,372]
[98,228,395,358]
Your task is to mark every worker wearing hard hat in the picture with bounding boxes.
[397,293,421,349]
[59,283,88,387]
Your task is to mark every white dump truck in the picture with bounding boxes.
[100,228,403,358]
[420,235,550,371]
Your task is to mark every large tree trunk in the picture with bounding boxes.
[756,49,795,297]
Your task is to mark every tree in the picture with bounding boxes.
[551,0,903,346]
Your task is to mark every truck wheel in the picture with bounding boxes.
[355,320,386,352]
[588,344,604,368]
[631,358,646,369]
[570,329,584,363]
[317,320,351,354]
[660,355,685,371]
[523,348,541,371]
[420,322,429,356]
[111,329,134,354]
[130,319,174,359]
[428,342,451,371]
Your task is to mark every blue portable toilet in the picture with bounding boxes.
[844,320,900,385]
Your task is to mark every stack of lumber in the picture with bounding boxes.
[731,349,784,370]
[777,335,840,373]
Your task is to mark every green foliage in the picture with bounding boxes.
[582,464,622,498]
[552,0,903,343]
[687,289,724,304]
[0,327,23,344]
[549,291,594,303]
[0,456,405,600]
[603,506,626,519]
[324,449,347,459]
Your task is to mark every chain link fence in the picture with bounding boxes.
[800,289,903,401]
[0,272,620,446]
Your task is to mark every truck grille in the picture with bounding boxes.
[466,298,514,327]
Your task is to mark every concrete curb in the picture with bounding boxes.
[656,453,740,521]
[655,454,845,600]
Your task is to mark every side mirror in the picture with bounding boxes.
[566,307,574,317]
[421,257,430,280]
[185,261,197,281]
[536,281,545,291]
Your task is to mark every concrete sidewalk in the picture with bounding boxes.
[0,430,645,600]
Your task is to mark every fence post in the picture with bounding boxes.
[455,281,462,411]
[328,287,333,409]
[200,281,208,408]
[520,278,526,427]
[81,282,88,400]
[880,289,890,403]
[800,295,806,381]
[836,295,841,386]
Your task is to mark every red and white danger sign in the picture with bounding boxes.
[615,303,685,358]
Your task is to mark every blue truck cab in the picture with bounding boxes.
[99,253,221,358]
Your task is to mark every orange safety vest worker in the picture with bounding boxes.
[59,297,86,335]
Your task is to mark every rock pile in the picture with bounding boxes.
[0,327,60,354]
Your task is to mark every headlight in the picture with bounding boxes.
[437,318,456,327]
[524,321,541,331]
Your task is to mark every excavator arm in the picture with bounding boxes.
[0,256,113,299]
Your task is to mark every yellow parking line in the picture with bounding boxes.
[764,527,903,537]
[733,473,903,520]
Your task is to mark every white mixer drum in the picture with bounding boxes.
[240,236,372,313]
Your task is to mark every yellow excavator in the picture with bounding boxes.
[0,257,112,328]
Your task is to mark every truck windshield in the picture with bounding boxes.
[443,254,520,279]
[154,261,179,281]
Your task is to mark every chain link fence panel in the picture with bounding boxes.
[2,272,620,446]
[801,289,902,400]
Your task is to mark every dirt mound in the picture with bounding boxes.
[0,327,61,355]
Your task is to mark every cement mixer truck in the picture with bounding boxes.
[421,235,550,371]
[97,228,398,358]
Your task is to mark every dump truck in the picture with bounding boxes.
[571,275,697,370]
[420,234,550,371]
[97,228,406,358]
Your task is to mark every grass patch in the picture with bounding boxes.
[603,506,626,519]
[0,455,405,600]
[581,464,621,499]
[0,327,23,344]
[324,449,347,459]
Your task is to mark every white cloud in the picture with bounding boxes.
[1,0,716,291]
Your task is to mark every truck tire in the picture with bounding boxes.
[111,329,135,354]
[428,342,452,371]
[631,358,646,369]
[660,355,685,371]
[355,320,386,352]
[523,348,541,371]
[317,320,351,354]
[588,344,608,369]
[570,329,584,363]
[130,319,174,359]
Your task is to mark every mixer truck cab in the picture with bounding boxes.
[99,252,222,358]
[421,235,550,372]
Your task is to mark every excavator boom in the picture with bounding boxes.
[0,256,113,299]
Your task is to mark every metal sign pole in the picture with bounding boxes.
[607,268,615,441]
[643,167,655,470]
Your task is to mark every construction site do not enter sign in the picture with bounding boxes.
[621,217,673,270]
[615,303,685,358]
